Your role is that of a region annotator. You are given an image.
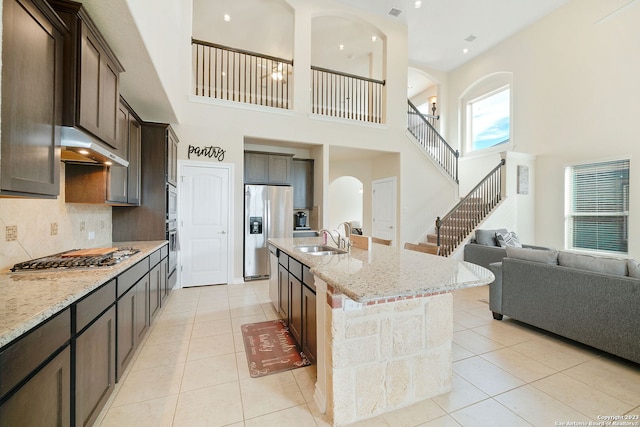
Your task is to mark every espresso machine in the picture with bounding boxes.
[295,211,309,230]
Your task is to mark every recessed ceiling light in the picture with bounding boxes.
[78,149,89,155]
[223,14,231,22]
[414,1,422,8]
[371,35,377,42]
[463,48,469,54]
[339,44,344,50]
[105,161,113,166]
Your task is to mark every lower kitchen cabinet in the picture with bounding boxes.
[273,254,317,363]
[289,273,303,346]
[278,263,289,321]
[0,308,71,425]
[0,347,71,426]
[74,280,117,427]
[302,284,317,364]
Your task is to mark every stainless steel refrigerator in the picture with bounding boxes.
[244,185,293,280]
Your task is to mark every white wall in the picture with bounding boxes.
[448,0,640,258]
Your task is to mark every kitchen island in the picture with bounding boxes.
[269,237,493,426]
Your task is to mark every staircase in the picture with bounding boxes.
[407,100,506,256]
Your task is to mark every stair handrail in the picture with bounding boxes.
[436,159,506,256]
[407,100,459,183]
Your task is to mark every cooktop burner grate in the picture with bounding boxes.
[10,248,141,272]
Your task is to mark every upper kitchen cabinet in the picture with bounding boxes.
[112,123,179,241]
[244,151,293,185]
[48,0,124,150]
[292,159,314,209]
[0,0,65,198]
[107,98,141,205]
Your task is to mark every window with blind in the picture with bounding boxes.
[565,159,629,254]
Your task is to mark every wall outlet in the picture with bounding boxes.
[50,223,58,236]
[88,231,95,240]
[80,221,86,232]
[343,299,362,311]
[5,225,17,242]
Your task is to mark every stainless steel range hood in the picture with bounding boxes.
[60,126,128,167]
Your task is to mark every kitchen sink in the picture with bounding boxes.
[294,245,348,256]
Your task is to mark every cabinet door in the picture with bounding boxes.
[75,305,116,427]
[302,285,317,364]
[78,23,118,148]
[160,257,169,305]
[278,263,289,320]
[135,274,150,341]
[0,0,62,197]
[244,152,269,184]
[0,347,70,426]
[116,285,136,381]
[107,101,129,203]
[293,159,314,209]
[289,274,302,346]
[149,263,162,322]
[167,129,179,186]
[268,155,292,185]
[127,115,141,205]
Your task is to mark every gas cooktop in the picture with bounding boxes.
[10,247,140,272]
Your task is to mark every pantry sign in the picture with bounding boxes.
[187,145,225,161]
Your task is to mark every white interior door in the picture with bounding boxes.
[180,162,230,287]
[372,176,397,244]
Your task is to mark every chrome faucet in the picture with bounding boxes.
[318,228,340,247]
[337,222,352,252]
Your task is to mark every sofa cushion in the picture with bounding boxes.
[506,246,559,264]
[558,252,628,277]
[475,228,508,246]
[628,259,640,279]
[496,231,522,248]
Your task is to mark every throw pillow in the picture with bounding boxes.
[495,231,522,248]
[628,259,640,279]
[558,252,628,277]
[475,228,508,246]
[506,246,559,264]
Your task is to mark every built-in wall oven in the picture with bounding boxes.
[167,184,177,221]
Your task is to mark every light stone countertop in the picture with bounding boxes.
[269,237,494,303]
[0,241,167,348]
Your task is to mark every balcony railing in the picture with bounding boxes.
[192,39,293,109]
[311,66,384,124]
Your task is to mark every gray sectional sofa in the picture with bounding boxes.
[488,246,640,365]
[463,228,550,272]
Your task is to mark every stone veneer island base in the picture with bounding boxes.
[269,237,493,426]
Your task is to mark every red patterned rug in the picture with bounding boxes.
[241,319,311,378]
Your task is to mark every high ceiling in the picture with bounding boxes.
[335,0,569,71]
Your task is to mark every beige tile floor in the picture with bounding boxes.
[95,281,640,427]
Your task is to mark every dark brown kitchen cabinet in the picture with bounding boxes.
[278,263,289,321]
[0,0,64,198]
[112,123,179,241]
[74,279,116,427]
[292,159,314,209]
[244,151,293,185]
[149,248,164,322]
[0,308,71,425]
[107,98,141,205]
[49,0,124,150]
[302,265,317,364]
[289,273,303,346]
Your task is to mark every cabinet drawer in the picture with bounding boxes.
[160,244,168,259]
[278,251,289,267]
[76,279,116,332]
[149,248,161,267]
[289,258,302,281]
[303,265,315,292]
[117,257,149,297]
[0,308,70,398]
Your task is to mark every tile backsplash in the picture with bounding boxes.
[0,165,112,272]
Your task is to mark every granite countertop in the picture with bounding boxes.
[269,237,494,303]
[0,241,167,348]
